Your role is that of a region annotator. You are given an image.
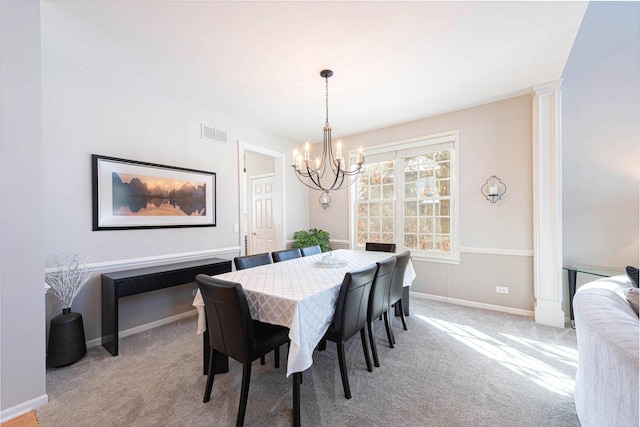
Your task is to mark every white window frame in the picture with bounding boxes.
[349,130,460,264]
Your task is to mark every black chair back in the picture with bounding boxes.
[300,245,322,256]
[366,257,397,367]
[196,274,290,425]
[272,248,302,263]
[369,257,397,321]
[322,264,378,399]
[234,253,272,270]
[197,275,254,364]
[333,264,378,339]
[365,242,396,253]
[390,251,411,304]
[389,250,411,334]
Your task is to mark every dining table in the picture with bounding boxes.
[192,248,416,424]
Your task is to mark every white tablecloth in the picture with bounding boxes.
[192,249,416,377]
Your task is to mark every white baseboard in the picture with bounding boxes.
[86,310,197,349]
[1,394,48,423]
[410,291,534,317]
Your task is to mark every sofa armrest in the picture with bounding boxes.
[573,276,639,427]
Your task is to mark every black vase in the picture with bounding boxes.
[47,308,87,367]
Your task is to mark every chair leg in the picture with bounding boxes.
[398,299,408,330]
[237,363,252,426]
[293,372,301,426]
[203,348,216,403]
[274,346,280,368]
[360,328,373,373]
[203,332,210,375]
[383,311,394,348]
[388,307,397,346]
[367,321,380,368]
[336,341,351,399]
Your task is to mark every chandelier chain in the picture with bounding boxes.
[325,75,330,127]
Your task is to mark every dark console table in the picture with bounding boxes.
[101,258,231,356]
[565,265,624,328]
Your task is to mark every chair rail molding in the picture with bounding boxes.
[44,247,241,275]
[532,80,564,328]
[460,247,534,257]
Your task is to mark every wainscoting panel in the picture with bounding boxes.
[410,250,534,313]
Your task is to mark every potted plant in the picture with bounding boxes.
[292,228,331,252]
[45,253,92,367]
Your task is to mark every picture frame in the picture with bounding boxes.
[92,154,216,230]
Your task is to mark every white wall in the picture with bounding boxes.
[245,151,276,176]
[0,0,48,420]
[311,95,535,312]
[39,10,307,344]
[562,2,640,270]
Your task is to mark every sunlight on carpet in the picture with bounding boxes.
[415,314,577,397]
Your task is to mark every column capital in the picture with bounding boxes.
[532,79,563,95]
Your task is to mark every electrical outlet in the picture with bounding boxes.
[496,286,509,294]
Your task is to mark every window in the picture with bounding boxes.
[351,132,459,262]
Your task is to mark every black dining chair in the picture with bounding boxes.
[367,256,397,367]
[271,248,302,263]
[195,274,291,426]
[365,242,397,253]
[233,252,278,366]
[388,250,411,346]
[322,264,378,399]
[300,245,322,256]
[234,253,272,271]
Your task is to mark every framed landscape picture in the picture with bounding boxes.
[92,155,216,230]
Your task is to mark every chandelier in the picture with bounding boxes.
[291,69,364,209]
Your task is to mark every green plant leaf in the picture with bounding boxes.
[292,228,331,252]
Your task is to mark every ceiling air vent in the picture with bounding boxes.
[201,124,228,144]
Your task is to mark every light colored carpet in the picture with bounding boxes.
[36,297,581,426]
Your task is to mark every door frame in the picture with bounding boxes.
[237,140,287,256]
[249,172,276,254]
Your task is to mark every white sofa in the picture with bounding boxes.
[573,275,639,427]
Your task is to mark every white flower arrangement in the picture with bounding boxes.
[45,253,92,311]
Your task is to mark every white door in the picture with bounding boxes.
[251,175,276,254]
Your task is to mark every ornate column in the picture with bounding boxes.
[532,80,565,327]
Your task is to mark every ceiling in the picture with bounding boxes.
[40,1,588,143]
